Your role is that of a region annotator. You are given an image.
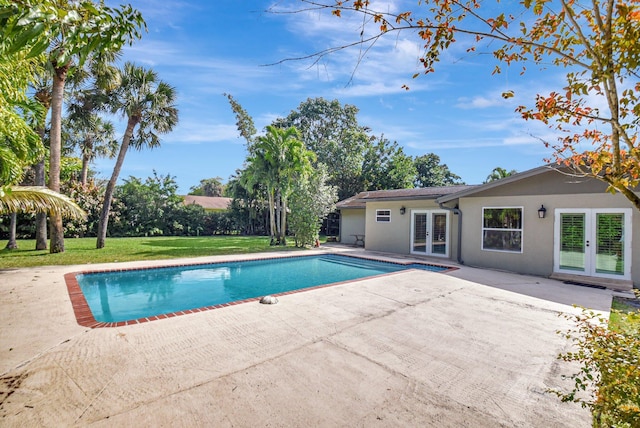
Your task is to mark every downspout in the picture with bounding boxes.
[438,202,463,265]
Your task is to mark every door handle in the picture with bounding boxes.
[586,240,590,247]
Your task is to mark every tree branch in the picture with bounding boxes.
[269,0,594,73]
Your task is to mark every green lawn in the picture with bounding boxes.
[610,295,640,332]
[0,236,305,269]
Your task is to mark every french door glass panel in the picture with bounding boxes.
[431,213,447,255]
[412,211,448,256]
[595,213,624,275]
[413,213,427,253]
[559,213,586,271]
[556,209,630,279]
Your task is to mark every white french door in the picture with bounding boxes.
[411,210,449,257]
[554,209,632,280]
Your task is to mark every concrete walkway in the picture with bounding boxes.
[0,249,615,427]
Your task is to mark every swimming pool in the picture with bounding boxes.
[66,254,451,327]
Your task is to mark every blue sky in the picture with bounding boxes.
[95,0,563,195]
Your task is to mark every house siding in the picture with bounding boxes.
[365,200,459,259]
[458,191,638,289]
[340,168,638,290]
[339,209,366,245]
[469,169,609,197]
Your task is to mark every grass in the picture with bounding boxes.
[0,236,305,269]
[610,294,640,332]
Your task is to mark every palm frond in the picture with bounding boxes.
[0,186,86,220]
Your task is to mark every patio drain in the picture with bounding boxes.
[563,280,606,290]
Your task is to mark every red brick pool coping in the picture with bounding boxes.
[64,254,457,328]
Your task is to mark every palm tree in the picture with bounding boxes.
[96,63,178,249]
[0,186,85,220]
[485,167,517,183]
[243,149,278,244]
[1,185,84,250]
[5,213,18,250]
[8,1,145,253]
[64,111,118,186]
[2,2,140,251]
[65,52,121,186]
[30,67,53,250]
[26,52,119,249]
[245,126,313,245]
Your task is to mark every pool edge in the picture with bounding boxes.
[64,253,457,328]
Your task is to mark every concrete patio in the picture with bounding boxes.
[0,248,615,427]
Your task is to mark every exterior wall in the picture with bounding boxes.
[339,209,366,245]
[365,200,459,260]
[472,169,609,197]
[350,169,638,288]
[458,191,639,288]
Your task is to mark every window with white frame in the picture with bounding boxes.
[482,207,523,252]
[376,209,391,222]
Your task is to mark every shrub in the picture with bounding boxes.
[288,165,337,247]
[551,306,640,427]
[63,180,105,237]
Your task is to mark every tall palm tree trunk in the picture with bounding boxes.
[96,119,135,249]
[80,152,90,186]
[280,197,288,246]
[34,160,48,250]
[48,65,69,253]
[5,213,18,250]
[274,190,282,245]
[267,191,276,245]
[34,88,51,251]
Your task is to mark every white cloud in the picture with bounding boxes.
[455,95,505,109]
[271,1,439,96]
[164,122,240,144]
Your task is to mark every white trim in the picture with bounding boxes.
[553,208,632,281]
[409,209,450,258]
[375,209,391,223]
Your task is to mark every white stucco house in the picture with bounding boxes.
[336,166,638,291]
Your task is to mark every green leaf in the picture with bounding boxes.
[7,22,45,54]
[25,36,50,59]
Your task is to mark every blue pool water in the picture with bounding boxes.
[77,254,447,323]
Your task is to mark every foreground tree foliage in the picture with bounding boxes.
[297,0,640,211]
[274,97,371,199]
[552,308,640,427]
[289,165,338,247]
[245,126,314,245]
[0,20,43,189]
[226,96,344,242]
[0,29,86,235]
[1,0,145,252]
[0,186,85,221]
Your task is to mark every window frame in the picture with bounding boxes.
[376,209,391,223]
[481,206,524,253]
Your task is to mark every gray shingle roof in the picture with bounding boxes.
[336,185,476,208]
